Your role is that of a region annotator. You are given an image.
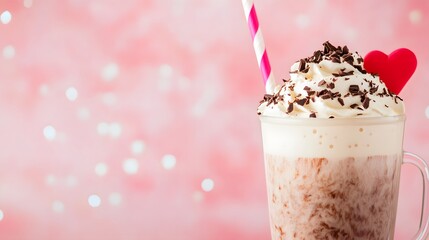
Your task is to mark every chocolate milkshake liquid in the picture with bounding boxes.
[260,116,403,239]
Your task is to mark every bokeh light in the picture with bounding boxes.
[23,0,33,8]
[43,126,57,141]
[88,195,101,208]
[44,174,56,186]
[0,11,12,24]
[409,10,423,24]
[65,87,78,102]
[108,192,122,206]
[108,123,122,138]
[94,163,109,177]
[192,191,204,203]
[101,63,119,82]
[201,178,215,192]
[130,140,145,155]
[161,154,176,170]
[97,122,109,136]
[39,84,49,96]
[66,175,78,187]
[52,201,64,213]
[77,107,91,120]
[122,158,139,175]
[2,45,15,59]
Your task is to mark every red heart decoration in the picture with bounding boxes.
[364,48,417,95]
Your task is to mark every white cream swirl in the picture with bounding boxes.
[257,42,404,118]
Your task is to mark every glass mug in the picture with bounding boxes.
[260,115,429,239]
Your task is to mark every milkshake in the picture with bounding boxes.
[258,42,405,239]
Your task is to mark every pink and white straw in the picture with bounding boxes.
[242,0,276,94]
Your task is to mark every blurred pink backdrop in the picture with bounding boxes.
[0,0,428,239]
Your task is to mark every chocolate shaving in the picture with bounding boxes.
[327,82,335,89]
[307,90,316,96]
[332,92,341,98]
[321,94,331,100]
[302,66,310,73]
[318,80,327,86]
[332,57,341,63]
[309,112,317,118]
[363,97,370,109]
[287,103,294,113]
[323,41,337,53]
[357,57,364,64]
[304,86,316,96]
[298,59,306,72]
[263,94,273,100]
[296,98,308,106]
[313,50,323,63]
[260,93,284,106]
[337,98,345,106]
[395,96,403,103]
[350,104,359,109]
[349,85,360,94]
[343,54,354,65]
[260,94,273,104]
[353,65,367,74]
[333,69,354,77]
[318,89,329,97]
[370,86,379,94]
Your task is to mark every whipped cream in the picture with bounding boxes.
[257,42,405,118]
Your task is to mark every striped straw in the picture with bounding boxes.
[242,0,276,94]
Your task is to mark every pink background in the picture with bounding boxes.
[0,0,428,239]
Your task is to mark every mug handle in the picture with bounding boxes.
[403,151,429,240]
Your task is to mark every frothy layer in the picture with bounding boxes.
[260,116,404,159]
[257,42,405,118]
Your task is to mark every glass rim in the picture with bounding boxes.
[259,114,405,126]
